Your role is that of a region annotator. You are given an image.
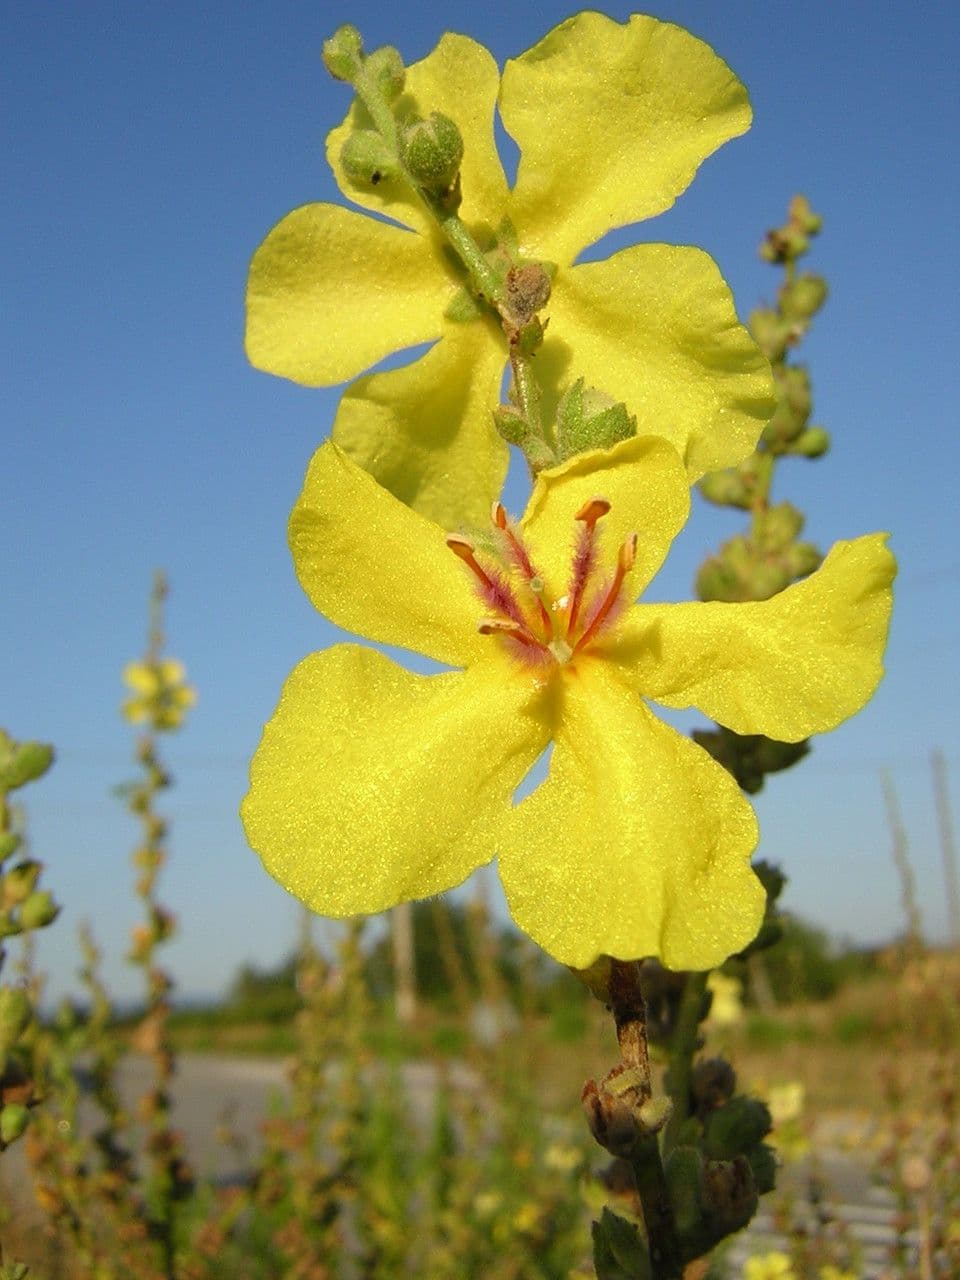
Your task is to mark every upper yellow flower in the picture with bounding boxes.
[122,658,196,732]
[242,437,893,971]
[246,13,775,528]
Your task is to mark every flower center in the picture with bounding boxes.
[447,500,638,666]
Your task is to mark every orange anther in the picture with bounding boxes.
[491,501,509,530]
[446,535,494,587]
[574,497,611,529]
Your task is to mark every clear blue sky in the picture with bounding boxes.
[4,2,958,1003]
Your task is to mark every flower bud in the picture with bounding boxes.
[19,890,59,930]
[340,130,399,187]
[0,1102,30,1147]
[698,467,752,510]
[701,1155,758,1232]
[757,502,804,553]
[0,736,54,793]
[780,273,828,323]
[0,834,21,862]
[785,542,822,579]
[745,1141,778,1194]
[2,861,42,908]
[691,1058,737,1114]
[0,988,31,1053]
[504,263,551,325]
[703,1096,772,1160]
[664,1146,704,1237]
[790,426,830,458]
[321,25,363,82]
[364,46,405,102]
[749,307,791,362]
[555,378,635,461]
[401,113,463,192]
[789,195,822,235]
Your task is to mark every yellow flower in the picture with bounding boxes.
[122,658,196,732]
[744,1253,796,1280]
[818,1267,858,1280]
[767,1081,805,1127]
[242,438,893,970]
[706,972,744,1027]
[246,13,774,528]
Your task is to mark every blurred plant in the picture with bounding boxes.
[0,729,58,1277]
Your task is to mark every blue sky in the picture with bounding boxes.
[4,2,958,1003]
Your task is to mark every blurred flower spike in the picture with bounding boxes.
[122,659,196,732]
[242,438,894,972]
[246,12,774,527]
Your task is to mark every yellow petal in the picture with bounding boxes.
[327,33,508,235]
[500,661,764,970]
[543,247,774,479]
[332,322,509,531]
[242,645,550,916]
[245,203,451,385]
[288,441,487,668]
[615,534,896,740]
[502,13,751,261]
[518,436,690,600]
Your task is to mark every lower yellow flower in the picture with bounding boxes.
[242,437,893,970]
[744,1253,796,1280]
[122,659,196,732]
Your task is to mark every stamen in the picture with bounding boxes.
[478,617,544,651]
[574,532,638,653]
[446,535,494,587]
[490,503,552,634]
[566,497,611,639]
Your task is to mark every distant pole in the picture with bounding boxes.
[931,750,960,947]
[392,901,417,1024]
[881,771,923,952]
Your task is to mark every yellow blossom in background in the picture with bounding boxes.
[743,1253,796,1280]
[247,13,774,527]
[242,436,893,971]
[818,1267,858,1280]
[766,1080,809,1161]
[706,971,744,1027]
[122,659,196,732]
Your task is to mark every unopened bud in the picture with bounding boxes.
[664,1146,704,1237]
[0,1102,30,1146]
[2,861,42,908]
[364,46,405,102]
[745,1141,778,1194]
[790,426,830,458]
[0,835,21,862]
[698,466,754,511]
[0,737,54,793]
[785,542,822,579]
[701,1155,758,1231]
[789,195,822,235]
[19,890,59,930]
[757,502,804,553]
[401,112,463,192]
[555,378,635,461]
[704,1096,772,1160]
[340,130,399,187]
[780,273,828,322]
[749,307,791,362]
[691,1058,737,1114]
[504,263,551,325]
[0,988,31,1052]
[321,25,363,81]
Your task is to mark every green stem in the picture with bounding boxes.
[428,201,503,304]
[663,970,708,1154]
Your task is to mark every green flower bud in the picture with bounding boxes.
[2,860,42,907]
[364,46,405,102]
[322,25,363,82]
[555,378,635,461]
[339,130,399,187]
[745,1141,778,1194]
[698,467,753,510]
[790,426,830,457]
[0,834,21,862]
[703,1096,772,1160]
[780,273,828,322]
[748,307,791,362]
[401,112,463,192]
[757,502,804,553]
[0,736,54,793]
[789,195,822,235]
[0,988,31,1052]
[19,890,59,930]
[0,1102,30,1147]
[785,541,822,580]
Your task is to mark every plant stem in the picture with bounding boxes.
[663,970,708,1154]
[609,960,684,1280]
